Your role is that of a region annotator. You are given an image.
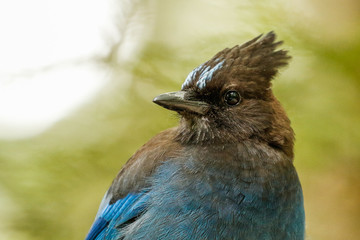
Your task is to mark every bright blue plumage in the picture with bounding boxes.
[85,32,305,240]
[86,192,149,240]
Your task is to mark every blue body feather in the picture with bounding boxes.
[86,143,305,240]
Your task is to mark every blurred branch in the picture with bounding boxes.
[0,0,147,81]
[101,0,142,64]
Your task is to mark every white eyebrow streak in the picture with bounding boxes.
[181,64,204,90]
[196,60,225,89]
[181,59,225,90]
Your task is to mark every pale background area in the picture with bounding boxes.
[0,0,359,239]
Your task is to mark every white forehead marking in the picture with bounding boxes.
[181,64,204,90]
[181,59,225,90]
[196,60,225,89]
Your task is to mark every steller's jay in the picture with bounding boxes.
[85,32,305,240]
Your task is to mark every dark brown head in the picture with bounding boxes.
[153,32,294,158]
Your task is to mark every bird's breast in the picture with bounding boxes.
[145,141,305,238]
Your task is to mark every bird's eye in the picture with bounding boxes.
[224,90,241,106]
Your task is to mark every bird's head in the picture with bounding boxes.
[153,32,294,158]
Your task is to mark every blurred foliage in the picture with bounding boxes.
[0,0,360,239]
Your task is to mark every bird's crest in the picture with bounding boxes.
[182,31,291,98]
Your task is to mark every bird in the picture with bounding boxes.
[85,31,305,240]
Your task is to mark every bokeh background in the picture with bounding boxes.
[0,0,359,239]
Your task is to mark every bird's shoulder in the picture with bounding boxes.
[108,127,183,203]
[85,128,184,239]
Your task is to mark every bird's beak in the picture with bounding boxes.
[153,91,210,115]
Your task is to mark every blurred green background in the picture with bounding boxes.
[0,0,359,239]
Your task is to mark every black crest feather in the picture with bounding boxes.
[213,31,291,79]
[205,31,291,99]
[182,32,291,99]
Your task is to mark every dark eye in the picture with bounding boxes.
[224,90,241,106]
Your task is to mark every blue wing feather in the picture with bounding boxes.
[85,191,149,240]
[85,217,108,240]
